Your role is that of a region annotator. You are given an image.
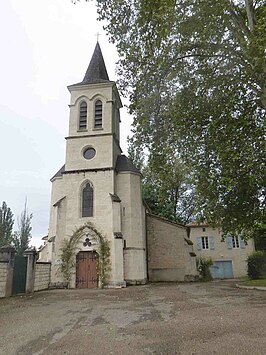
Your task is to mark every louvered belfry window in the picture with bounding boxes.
[82,183,93,217]
[94,100,102,128]
[79,101,87,130]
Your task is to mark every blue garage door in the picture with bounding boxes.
[210,261,233,279]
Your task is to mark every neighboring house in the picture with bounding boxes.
[189,224,255,279]
[39,42,198,288]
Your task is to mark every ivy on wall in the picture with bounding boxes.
[60,222,111,287]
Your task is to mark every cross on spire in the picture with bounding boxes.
[95,32,101,42]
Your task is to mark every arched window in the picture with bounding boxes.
[79,101,87,130]
[82,182,93,217]
[94,100,102,128]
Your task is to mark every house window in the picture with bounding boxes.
[196,236,215,251]
[232,236,240,248]
[82,182,93,217]
[201,236,209,249]
[79,101,87,130]
[94,100,102,128]
[226,235,246,249]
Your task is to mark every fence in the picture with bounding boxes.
[0,246,51,298]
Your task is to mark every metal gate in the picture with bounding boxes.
[210,260,233,279]
[76,251,98,289]
[12,255,28,295]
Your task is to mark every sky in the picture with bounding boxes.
[0,0,133,248]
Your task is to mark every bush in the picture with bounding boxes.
[196,256,213,282]
[247,251,266,280]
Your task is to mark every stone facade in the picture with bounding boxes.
[0,246,15,298]
[44,43,147,288]
[0,261,8,298]
[147,214,198,282]
[39,43,199,288]
[117,172,147,284]
[34,262,51,292]
[189,225,255,278]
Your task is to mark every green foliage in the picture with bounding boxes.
[60,238,77,283]
[254,235,266,251]
[196,256,213,282]
[253,222,266,251]
[13,201,32,255]
[97,233,111,287]
[95,0,266,238]
[0,201,14,247]
[247,251,266,280]
[60,222,111,287]
[128,137,196,223]
[143,158,196,223]
[127,136,145,170]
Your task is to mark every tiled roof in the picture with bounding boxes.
[186,222,209,228]
[147,213,188,229]
[50,165,65,181]
[115,155,140,174]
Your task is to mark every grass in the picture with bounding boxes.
[238,277,266,287]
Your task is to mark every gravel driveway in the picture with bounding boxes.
[0,281,265,355]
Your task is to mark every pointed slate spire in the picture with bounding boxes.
[82,42,110,84]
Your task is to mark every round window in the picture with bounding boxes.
[83,147,96,160]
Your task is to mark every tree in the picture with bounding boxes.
[95,0,266,237]
[142,161,197,224]
[0,201,14,247]
[253,222,266,250]
[13,201,33,255]
[128,139,197,223]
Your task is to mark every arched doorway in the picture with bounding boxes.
[76,251,98,289]
[60,222,110,288]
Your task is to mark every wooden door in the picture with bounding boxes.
[76,251,98,288]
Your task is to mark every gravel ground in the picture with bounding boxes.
[0,281,265,355]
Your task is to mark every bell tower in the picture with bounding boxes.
[65,42,122,172]
[48,42,147,289]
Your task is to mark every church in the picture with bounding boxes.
[40,42,198,288]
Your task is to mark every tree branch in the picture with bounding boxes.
[175,53,228,61]
[227,0,251,38]
[245,0,256,31]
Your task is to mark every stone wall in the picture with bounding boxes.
[117,172,147,284]
[147,214,198,282]
[34,262,51,291]
[0,261,8,298]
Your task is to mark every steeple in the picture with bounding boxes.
[81,42,110,84]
